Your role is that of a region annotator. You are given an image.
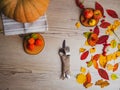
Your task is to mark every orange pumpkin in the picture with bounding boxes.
[0,0,50,23]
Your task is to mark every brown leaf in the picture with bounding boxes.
[98,68,109,80]
[106,9,119,18]
[80,51,89,60]
[96,35,109,44]
[93,26,99,35]
[95,2,104,16]
[100,22,111,28]
[113,63,119,72]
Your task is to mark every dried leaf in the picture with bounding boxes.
[80,51,89,60]
[113,63,119,72]
[110,39,117,48]
[76,73,86,84]
[80,67,86,73]
[95,79,110,88]
[86,72,91,83]
[75,0,85,9]
[93,26,99,35]
[98,68,109,80]
[84,83,93,88]
[111,73,118,80]
[100,22,111,28]
[106,9,119,18]
[92,60,99,69]
[99,54,107,68]
[86,60,93,67]
[95,2,104,16]
[79,48,86,53]
[83,32,92,38]
[96,35,109,44]
[106,64,114,71]
[92,54,100,61]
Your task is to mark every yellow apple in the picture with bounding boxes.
[88,19,97,26]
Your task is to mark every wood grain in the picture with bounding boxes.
[0,0,120,90]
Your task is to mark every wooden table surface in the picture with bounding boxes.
[0,0,120,90]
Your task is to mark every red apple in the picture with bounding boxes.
[83,9,94,19]
[93,10,102,20]
[35,39,42,46]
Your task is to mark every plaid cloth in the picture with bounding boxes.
[1,14,48,35]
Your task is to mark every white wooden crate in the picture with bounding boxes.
[1,14,48,35]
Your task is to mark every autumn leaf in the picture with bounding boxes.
[93,26,99,35]
[100,22,111,28]
[96,35,109,44]
[86,72,92,83]
[110,39,117,48]
[98,68,109,80]
[80,51,89,60]
[95,2,104,16]
[92,60,99,69]
[106,9,119,18]
[92,54,100,61]
[86,60,93,67]
[83,32,92,38]
[111,73,118,80]
[113,63,119,72]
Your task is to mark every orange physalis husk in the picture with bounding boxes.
[113,63,119,72]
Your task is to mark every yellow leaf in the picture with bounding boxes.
[110,39,117,48]
[117,43,120,50]
[79,48,86,53]
[106,54,113,61]
[99,55,107,68]
[112,52,117,60]
[76,73,86,84]
[116,51,120,57]
[80,67,86,73]
[111,73,118,80]
[85,40,89,46]
[75,22,81,28]
[106,64,114,71]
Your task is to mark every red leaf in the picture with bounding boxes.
[95,2,104,16]
[75,0,85,9]
[106,9,119,18]
[98,68,109,80]
[100,22,111,28]
[80,51,89,60]
[75,0,80,6]
[92,54,100,61]
[93,26,99,35]
[96,35,109,44]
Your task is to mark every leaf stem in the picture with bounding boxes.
[113,31,120,42]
